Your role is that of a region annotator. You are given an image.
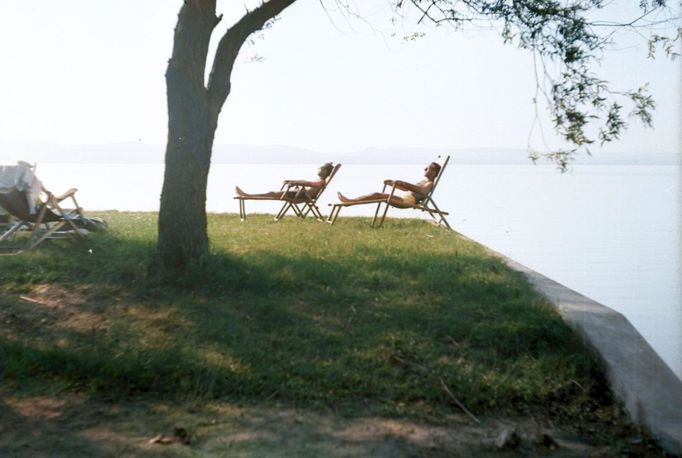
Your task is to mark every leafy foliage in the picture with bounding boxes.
[397,0,679,169]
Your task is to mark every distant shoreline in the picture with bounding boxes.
[1,139,678,166]
[12,161,681,167]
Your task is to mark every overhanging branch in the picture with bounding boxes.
[206,0,298,114]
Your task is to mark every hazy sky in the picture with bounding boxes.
[0,0,679,154]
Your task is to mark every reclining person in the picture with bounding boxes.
[337,162,441,207]
[236,162,335,201]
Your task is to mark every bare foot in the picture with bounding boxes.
[337,192,351,203]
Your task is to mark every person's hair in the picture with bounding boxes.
[430,162,442,175]
[319,162,334,179]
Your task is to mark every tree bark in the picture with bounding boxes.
[158,0,297,271]
[158,0,218,270]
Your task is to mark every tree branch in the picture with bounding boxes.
[206,0,298,115]
[404,0,678,169]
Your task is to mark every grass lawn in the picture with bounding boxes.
[0,213,663,454]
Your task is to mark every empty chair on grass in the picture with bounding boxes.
[328,157,451,229]
[234,162,341,221]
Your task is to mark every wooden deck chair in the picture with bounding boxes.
[327,156,452,229]
[274,163,341,221]
[235,163,342,222]
[0,163,91,253]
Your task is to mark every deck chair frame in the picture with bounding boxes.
[0,187,86,254]
[235,164,341,222]
[327,156,451,230]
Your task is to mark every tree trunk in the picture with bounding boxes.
[157,105,216,270]
[158,0,218,271]
[158,0,298,272]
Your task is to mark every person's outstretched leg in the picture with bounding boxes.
[338,192,389,203]
[236,187,282,199]
[338,192,413,207]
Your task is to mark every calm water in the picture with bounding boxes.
[34,162,681,378]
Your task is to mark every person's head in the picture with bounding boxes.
[424,162,441,180]
[318,162,334,179]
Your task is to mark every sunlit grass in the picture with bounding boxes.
[1,212,618,424]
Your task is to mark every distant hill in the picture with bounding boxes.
[0,140,164,164]
[0,139,678,166]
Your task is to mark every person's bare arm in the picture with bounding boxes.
[384,179,432,196]
[284,179,324,187]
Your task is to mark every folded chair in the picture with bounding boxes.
[0,162,93,253]
[235,163,342,222]
[327,156,452,229]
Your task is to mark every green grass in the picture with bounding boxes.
[0,212,618,424]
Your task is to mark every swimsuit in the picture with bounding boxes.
[401,193,418,206]
[402,184,431,206]
[285,186,320,200]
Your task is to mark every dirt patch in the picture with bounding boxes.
[0,392,642,457]
[2,284,109,334]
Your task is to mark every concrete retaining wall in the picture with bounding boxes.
[479,242,682,454]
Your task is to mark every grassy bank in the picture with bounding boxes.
[0,213,635,433]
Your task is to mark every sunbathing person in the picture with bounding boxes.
[236,162,335,200]
[337,162,441,207]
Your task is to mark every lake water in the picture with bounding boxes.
[32,162,681,378]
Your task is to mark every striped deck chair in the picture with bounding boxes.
[235,163,342,222]
[327,156,451,229]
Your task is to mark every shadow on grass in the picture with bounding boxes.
[0,225,615,424]
[0,396,112,457]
